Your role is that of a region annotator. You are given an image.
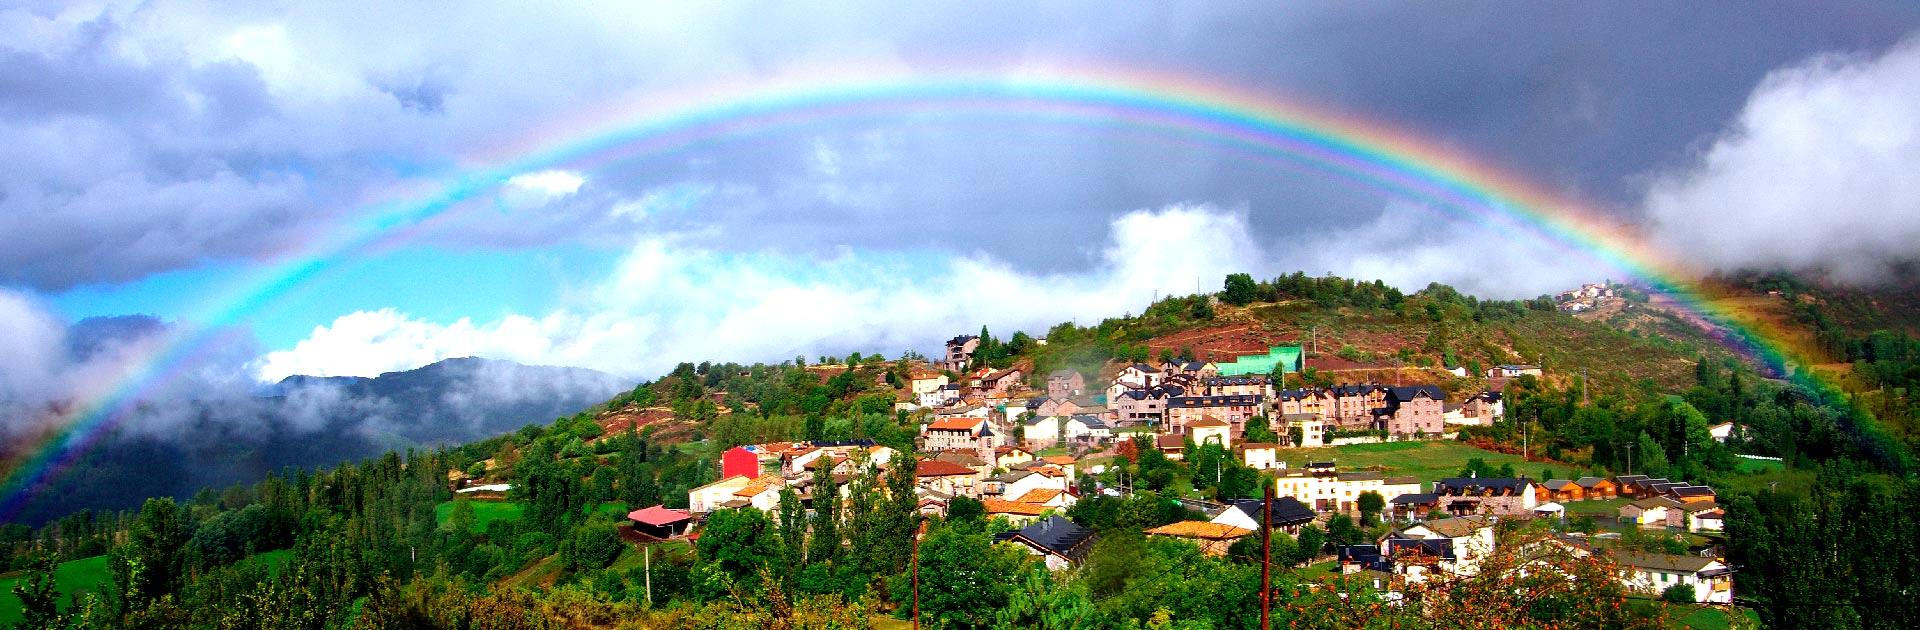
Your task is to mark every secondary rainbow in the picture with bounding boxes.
[0,67,1829,517]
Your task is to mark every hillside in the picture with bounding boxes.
[1,358,631,526]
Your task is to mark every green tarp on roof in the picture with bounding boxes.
[1216,345,1303,375]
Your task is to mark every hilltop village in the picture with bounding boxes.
[610,325,1737,609]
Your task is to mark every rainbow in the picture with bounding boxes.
[0,66,1871,518]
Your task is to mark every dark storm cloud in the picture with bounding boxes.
[1,2,1916,292]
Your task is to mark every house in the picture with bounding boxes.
[910,371,951,397]
[1012,488,1075,510]
[992,446,1035,468]
[1539,479,1583,503]
[1668,485,1718,504]
[990,469,1067,503]
[918,383,963,408]
[942,335,981,372]
[730,475,786,512]
[933,450,991,474]
[1486,364,1543,378]
[1063,415,1111,445]
[1388,493,1441,520]
[916,458,984,497]
[1160,359,1220,380]
[1387,515,1497,577]
[979,367,1025,394]
[1432,477,1538,516]
[982,498,1052,526]
[1280,413,1327,447]
[1611,551,1734,603]
[1327,384,1390,429]
[923,417,998,452]
[1165,394,1265,435]
[627,505,693,539]
[1022,415,1062,448]
[1375,386,1446,437]
[1708,422,1736,443]
[1188,417,1233,448]
[1573,477,1618,500]
[1689,508,1726,533]
[1111,384,1184,427]
[688,476,753,514]
[1202,374,1272,398]
[1046,370,1087,398]
[1459,391,1503,424]
[1155,434,1186,461]
[1145,521,1252,556]
[1273,468,1423,514]
[995,516,1096,570]
[1620,496,1685,528]
[1276,388,1336,419]
[1211,497,1317,535]
[1113,363,1163,390]
[1038,455,1078,482]
[1237,443,1280,470]
[721,446,763,480]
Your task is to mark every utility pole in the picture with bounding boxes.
[1523,420,1529,462]
[1582,367,1589,405]
[645,544,652,606]
[1625,443,1634,475]
[1260,484,1273,630]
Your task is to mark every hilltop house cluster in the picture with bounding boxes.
[905,335,1507,473]
[633,330,1730,606]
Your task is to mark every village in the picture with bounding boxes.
[607,332,1737,607]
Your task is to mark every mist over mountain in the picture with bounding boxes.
[1,357,629,526]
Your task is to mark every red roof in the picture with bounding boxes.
[927,417,984,431]
[916,459,978,477]
[627,505,692,526]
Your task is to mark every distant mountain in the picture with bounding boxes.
[3,357,631,525]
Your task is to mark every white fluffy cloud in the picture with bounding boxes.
[1282,201,1602,299]
[1644,36,1920,283]
[253,205,1264,380]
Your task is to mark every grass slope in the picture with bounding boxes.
[1275,441,1545,484]
[435,500,631,532]
[0,555,109,625]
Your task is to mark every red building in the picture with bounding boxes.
[721,446,762,479]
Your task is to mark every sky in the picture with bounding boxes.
[5,1,1920,396]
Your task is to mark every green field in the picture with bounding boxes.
[1274,440,1541,484]
[436,500,631,532]
[0,555,110,625]
[1732,457,1786,474]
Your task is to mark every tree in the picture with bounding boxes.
[1356,491,1385,526]
[914,524,1029,628]
[808,461,840,565]
[1294,525,1326,564]
[777,487,806,572]
[1326,514,1364,546]
[693,508,782,597]
[11,553,67,630]
[947,496,985,523]
[561,515,624,571]
[993,564,1096,629]
[1661,584,1696,603]
[1223,273,1259,306]
[1242,415,1278,444]
[110,497,191,612]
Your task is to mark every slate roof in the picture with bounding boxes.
[1574,476,1612,488]
[1611,551,1716,573]
[1389,492,1440,505]
[1385,385,1445,402]
[995,516,1096,563]
[1227,497,1317,527]
[1434,477,1534,495]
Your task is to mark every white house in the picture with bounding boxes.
[1708,422,1736,443]
[1613,551,1734,603]
[1062,415,1111,444]
[1389,516,1497,578]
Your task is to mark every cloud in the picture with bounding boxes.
[254,205,1265,380]
[505,169,586,199]
[1281,201,1601,300]
[1643,36,1920,283]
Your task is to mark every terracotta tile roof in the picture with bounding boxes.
[1014,488,1064,504]
[1187,416,1230,428]
[927,417,985,431]
[983,499,1049,516]
[1042,455,1076,465]
[734,475,784,497]
[916,459,977,477]
[1145,521,1253,540]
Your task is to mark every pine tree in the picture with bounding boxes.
[807,461,839,565]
